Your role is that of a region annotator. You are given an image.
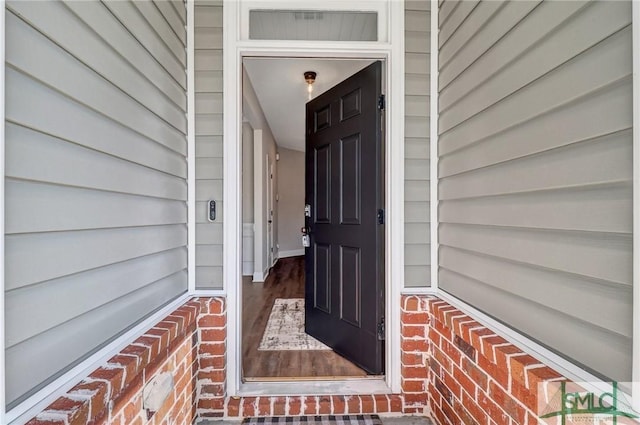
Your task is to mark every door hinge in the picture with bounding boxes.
[377,317,385,341]
[377,209,385,225]
[377,94,385,110]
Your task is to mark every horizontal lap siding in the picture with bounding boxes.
[438,0,632,382]
[194,2,224,289]
[4,0,188,408]
[405,0,431,287]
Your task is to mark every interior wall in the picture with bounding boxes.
[4,0,188,408]
[242,121,255,276]
[242,122,255,223]
[437,0,633,383]
[243,68,279,281]
[277,147,305,257]
[252,130,278,280]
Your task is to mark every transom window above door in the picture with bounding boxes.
[249,10,378,41]
[239,1,389,42]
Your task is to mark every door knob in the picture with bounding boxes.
[301,226,311,235]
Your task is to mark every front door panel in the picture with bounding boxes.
[314,144,332,223]
[304,61,384,374]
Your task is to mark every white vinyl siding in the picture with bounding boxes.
[4,0,188,408]
[404,0,431,287]
[194,2,224,289]
[438,0,633,382]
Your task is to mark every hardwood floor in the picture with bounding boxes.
[242,256,369,380]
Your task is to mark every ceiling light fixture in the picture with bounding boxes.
[304,71,317,100]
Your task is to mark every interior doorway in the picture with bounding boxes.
[240,57,385,382]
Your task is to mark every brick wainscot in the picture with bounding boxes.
[25,296,614,425]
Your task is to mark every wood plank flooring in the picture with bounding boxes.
[242,256,368,380]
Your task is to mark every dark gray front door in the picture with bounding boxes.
[304,61,384,374]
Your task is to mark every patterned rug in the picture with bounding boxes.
[258,298,330,351]
[242,415,383,424]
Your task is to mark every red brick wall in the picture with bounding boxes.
[426,296,565,425]
[25,296,433,424]
[195,298,227,418]
[31,294,598,425]
[24,295,640,425]
[195,296,430,419]
[219,394,406,418]
[25,298,224,425]
[401,296,430,414]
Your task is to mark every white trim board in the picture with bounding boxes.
[222,0,242,398]
[252,130,268,282]
[239,379,391,397]
[631,0,640,413]
[187,0,196,293]
[223,0,405,396]
[386,1,404,395]
[278,249,304,258]
[429,0,439,291]
[1,2,6,423]
[253,269,269,283]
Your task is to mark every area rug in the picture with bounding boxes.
[242,414,383,424]
[258,298,331,351]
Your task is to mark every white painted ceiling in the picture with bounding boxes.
[243,58,375,152]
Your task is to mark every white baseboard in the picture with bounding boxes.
[278,249,304,258]
[252,267,269,283]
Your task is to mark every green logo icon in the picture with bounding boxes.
[539,382,639,425]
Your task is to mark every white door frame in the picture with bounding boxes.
[250,132,277,282]
[223,0,405,396]
[252,129,266,282]
[266,155,275,267]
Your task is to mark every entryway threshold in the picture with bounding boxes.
[243,375,383,383]
[238,378,392,396]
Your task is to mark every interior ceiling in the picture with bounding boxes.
[243,58,375,152]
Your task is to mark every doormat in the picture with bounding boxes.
[242,414,383,424]
[258,298,331,351]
